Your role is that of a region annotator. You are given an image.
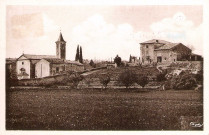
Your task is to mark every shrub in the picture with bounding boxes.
[136,75,149,88]
[118,70,137,88]
[66,72,84,89]
[195,70,203,85]
[169,73,197,90]
[156,70,167,82]
[99,74,111,89]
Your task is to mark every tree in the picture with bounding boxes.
[114,55,122,67]
[169,71,197,90]
[136,75,149,88]
[156,70,167,82]
[89,60,96,68]
[75,45,79,61]
[119,70,137,88]
[66,72,84,89]
[6,66,18,88]
[79,46,83,63]
[129,55,132,62]
[99,74,111,89]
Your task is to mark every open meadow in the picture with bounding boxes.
[6,88,203,130]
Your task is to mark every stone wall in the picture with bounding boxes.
[17,73,69,86]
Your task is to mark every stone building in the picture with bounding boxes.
[16,32,84,79]
[35,58,84,78]
[140,39,192,65]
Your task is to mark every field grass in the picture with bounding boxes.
[6,89,203,130]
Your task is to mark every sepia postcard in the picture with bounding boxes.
[1,0,209,135]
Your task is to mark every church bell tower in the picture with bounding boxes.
[55,32,66,60]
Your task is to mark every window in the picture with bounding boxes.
[146,45,148,48]
[56,67,59,72]
[22,62,24,65]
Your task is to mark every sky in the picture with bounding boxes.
[6,5,203,61]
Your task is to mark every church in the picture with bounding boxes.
[16,32,84,80]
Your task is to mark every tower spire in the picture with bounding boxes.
[55,31,66,60]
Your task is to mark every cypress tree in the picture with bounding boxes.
[129,55,132,62]
[79,46,83,63]
[75,45,79,61]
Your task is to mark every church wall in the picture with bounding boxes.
[16,56,31,79]
[35,59,50,78]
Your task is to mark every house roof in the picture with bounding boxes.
[154,43,180,50]
[18,54,57,60]
[140,39,172,44]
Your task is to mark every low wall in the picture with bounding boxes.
[17,73,69,86]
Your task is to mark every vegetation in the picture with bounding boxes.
[114,55,122,67]
[136,75,149,88]
[66,72,84,89]
[118,70,137,88]
[156,70,167,82]
[89,60,96,68]
[99,74,111,89]
[6,67,18,88]
[79,46,83,63]
[168,71,197,90]
[6,89,203,130]
[75,45,80,61]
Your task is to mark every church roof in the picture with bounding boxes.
[43,58,65,64]
[41,58,84,66]
[57,32,65,42]
[19,54,57,60]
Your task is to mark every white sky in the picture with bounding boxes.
[6,5,203,61]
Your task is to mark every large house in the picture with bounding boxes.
[16,32,84,79]
[140,39,196,65]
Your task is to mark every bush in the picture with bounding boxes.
[195,70,203,85]
[66,72,84,89]
[119,70,137,88]
[136,75,149,88]
[169,73,197,90]
[99,74,111,89]
[156,70,167,82]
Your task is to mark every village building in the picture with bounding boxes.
[16,32,84,79]
[139,39,202,65]
[128,55,140,66]
[35,58,84,78]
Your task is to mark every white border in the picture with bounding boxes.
[0,0,208,135]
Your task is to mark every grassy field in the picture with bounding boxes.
[6,89,203,130]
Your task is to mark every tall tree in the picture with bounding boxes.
[114,55,122,67]
[129,54,132,62]
[79,46,83,63]
[75,45,79,61]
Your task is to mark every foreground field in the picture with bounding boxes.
[6,89,203,130]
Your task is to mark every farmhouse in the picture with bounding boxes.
[16,32,84,79]
[140,39,196,65]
